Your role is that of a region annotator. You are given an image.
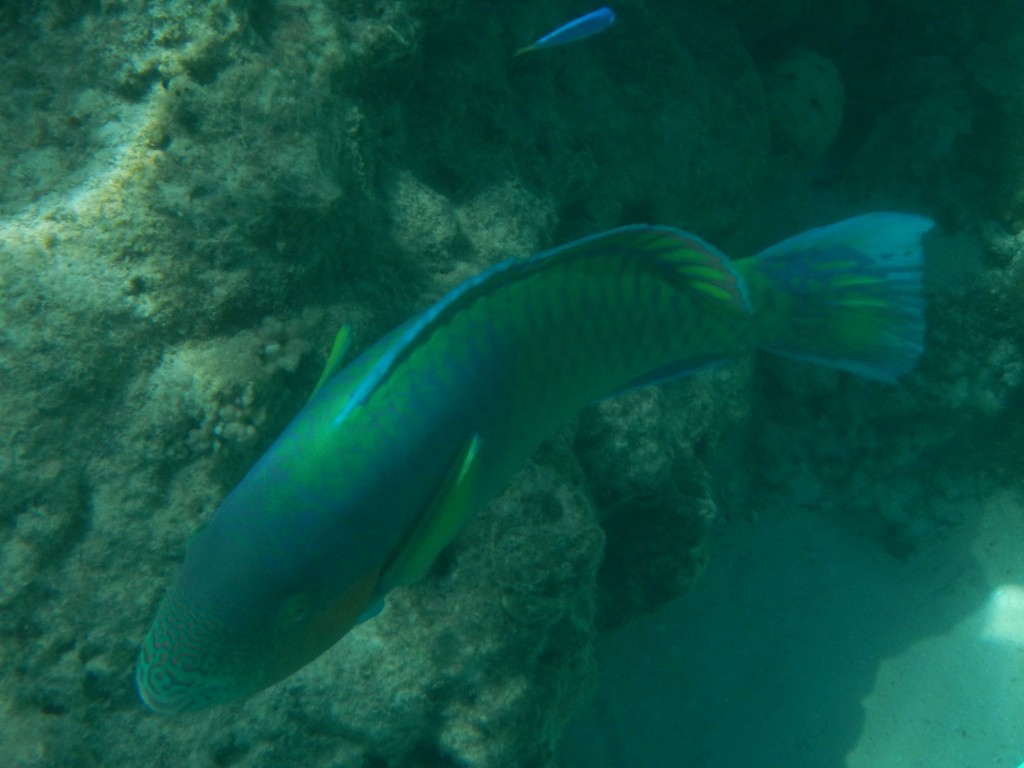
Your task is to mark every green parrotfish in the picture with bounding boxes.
[136,213,932,713]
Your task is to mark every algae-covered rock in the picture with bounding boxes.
[8,0,1021,765]
[965,3,1024,228]
[763,47,845,164]
[0,1,768,765]
[575,368,752,630]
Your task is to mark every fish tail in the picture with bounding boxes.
[738,213,934,382]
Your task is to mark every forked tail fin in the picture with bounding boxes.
[738,213,934,382]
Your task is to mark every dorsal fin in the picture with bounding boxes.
[331,225,749,427]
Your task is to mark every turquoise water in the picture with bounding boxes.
[1,1,1022,766]
[561,483,1024,767]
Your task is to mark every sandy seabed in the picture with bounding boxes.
[562,484,1024,767]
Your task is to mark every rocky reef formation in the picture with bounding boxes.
[0,1,1021,766]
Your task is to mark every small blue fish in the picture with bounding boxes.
[515,7,616,56]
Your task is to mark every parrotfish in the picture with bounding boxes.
[514,7,617,56]
[136,213,932,713]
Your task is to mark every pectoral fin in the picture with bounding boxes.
[378,435,483,592]
[310,325,353,399]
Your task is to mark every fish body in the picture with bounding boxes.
[136,214,932,713]
[515,7,616,56]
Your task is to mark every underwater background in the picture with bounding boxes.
[1,0,1022,766]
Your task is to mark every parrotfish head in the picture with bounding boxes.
[135,523,380,714]
[135,579,251,713]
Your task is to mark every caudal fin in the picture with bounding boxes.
[739,213,934,382]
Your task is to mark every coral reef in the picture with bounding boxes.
[0,2,763,764]
[1,0,1022,766]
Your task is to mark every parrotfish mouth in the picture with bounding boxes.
[135,642,268,715]
[134,586,258,714]
[134,634,241,714]
[134,659,222,715]
[137,677,251,715]
[134,666,192,714]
